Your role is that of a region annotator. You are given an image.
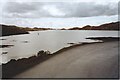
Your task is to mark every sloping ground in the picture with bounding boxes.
[14,41,119,78]
[81,22,119,30]
[0,24,29,36]
[68,21,119,30]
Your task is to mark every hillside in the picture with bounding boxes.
[0,22,119,36]
[0,24,29,36]
[68,22,119,30]
[21,27,54,31]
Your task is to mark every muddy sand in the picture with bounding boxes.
[14,39,119,78]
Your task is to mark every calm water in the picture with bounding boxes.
[0,30,118,63]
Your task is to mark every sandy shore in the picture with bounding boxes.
[14,40,119,78]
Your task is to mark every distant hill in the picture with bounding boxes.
[0,24,29,36]
[0,24,55,36]
[21,27,54,31]
[0,22,119,36]
[68,22,119,30]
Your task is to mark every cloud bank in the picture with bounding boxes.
[3,2,118,18]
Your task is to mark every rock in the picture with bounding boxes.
[45,50,51,54]
[37,50,45,56]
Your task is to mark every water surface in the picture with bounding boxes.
[0,30,118,63]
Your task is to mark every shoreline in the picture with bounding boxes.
[2,37,119,78]
[14,37,119,78]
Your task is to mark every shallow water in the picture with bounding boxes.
[0,30,118,63]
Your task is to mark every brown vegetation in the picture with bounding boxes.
[68,22,119,30]
[21,27,54,31]
[0,24,29,36]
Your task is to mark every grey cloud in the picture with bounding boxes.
[3,2,118,18]
[56,2,118,17]
[4,2,40,13]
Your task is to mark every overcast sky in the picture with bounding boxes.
[0,0,119,28]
